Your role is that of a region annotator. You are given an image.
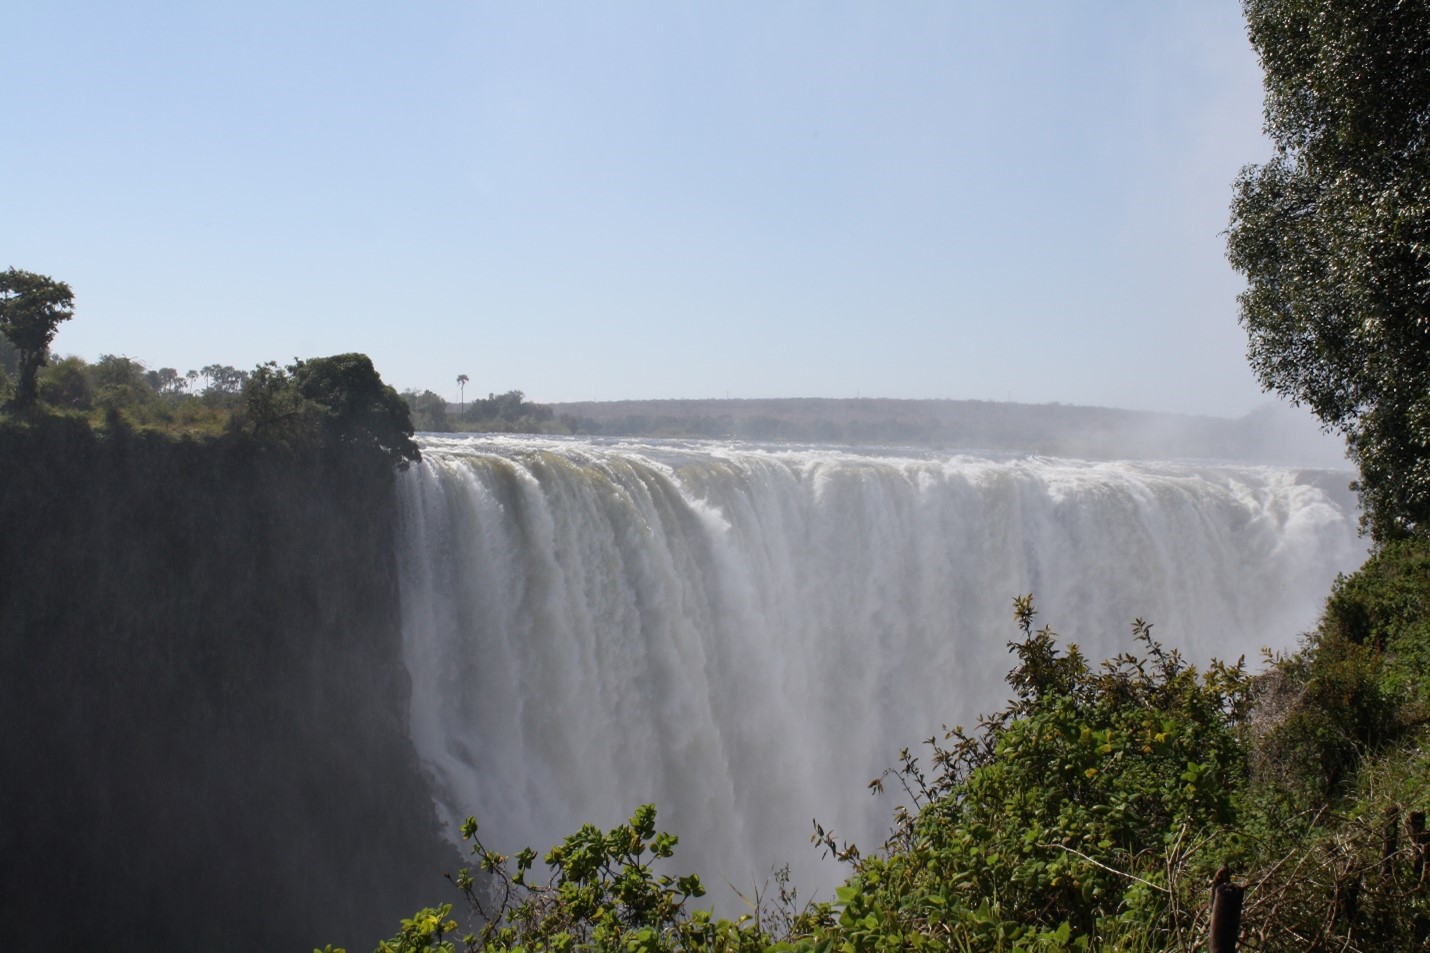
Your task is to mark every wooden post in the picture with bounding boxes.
[1209,867,1243,953]
[1384,806,1400,881]
[1334,877,1360,930]
[1410,811,1429,887]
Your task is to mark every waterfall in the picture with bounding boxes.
[395,434,1364,902]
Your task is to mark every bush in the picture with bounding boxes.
[343,805,770,953]
[1324,537,1430,710]
[809,598,1252,952]
[36,355,93,409]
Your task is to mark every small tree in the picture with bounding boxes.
[0,268,75,409]
[457,373,469,414]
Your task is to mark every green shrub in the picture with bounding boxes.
[379,805,771,953]
[806,597,1252,952]
[1324,537,1430,710]
[36,355,93,409]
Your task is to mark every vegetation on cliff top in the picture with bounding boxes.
[0,293,418,470]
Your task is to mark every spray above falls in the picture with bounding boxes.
[395,435,1364,901]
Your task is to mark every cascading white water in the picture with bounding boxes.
[396,434,1365,902]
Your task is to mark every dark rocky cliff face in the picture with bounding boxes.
[0,420,458,951]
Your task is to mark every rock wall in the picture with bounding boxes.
[0,420,457,952]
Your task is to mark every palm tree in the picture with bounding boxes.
[457,373,469,414]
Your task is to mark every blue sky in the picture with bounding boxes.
[3,2,1291,418]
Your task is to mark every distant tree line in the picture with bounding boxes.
[401,387,580,436]
[0,268,418,470]
[1,349,416,466]
[11,353,252,422]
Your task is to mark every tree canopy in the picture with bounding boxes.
[289,353,420,466]
[1227,0,1430,539]
[0,268,74,408]
[237,353,420,468]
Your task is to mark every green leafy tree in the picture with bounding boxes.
[237,354,420,467]
[0,268,75,409]
[289,353,420,466]
[1227,0,1430,538]
[237,360,313,442]
[457,373,469,413]
[91,354,156,412]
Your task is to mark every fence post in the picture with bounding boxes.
[1209,867,1244,953]
[1334,876,1360,931]
[1411,811,1429,887]
[1383,806,1400,881]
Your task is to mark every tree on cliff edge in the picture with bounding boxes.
[1228,0,1430,539]
[291,353,420,467]
[239,352,420,469]
[0,268,74,409]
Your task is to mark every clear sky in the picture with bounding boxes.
[3,1,1297,418]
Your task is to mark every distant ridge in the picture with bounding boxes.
[548,397,1348,468]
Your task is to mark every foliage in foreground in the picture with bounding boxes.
[340,609,1259,951]
[344,543,1430,953]
[806,600,1252,953]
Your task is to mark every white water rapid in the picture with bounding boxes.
[396,435,1365,903]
